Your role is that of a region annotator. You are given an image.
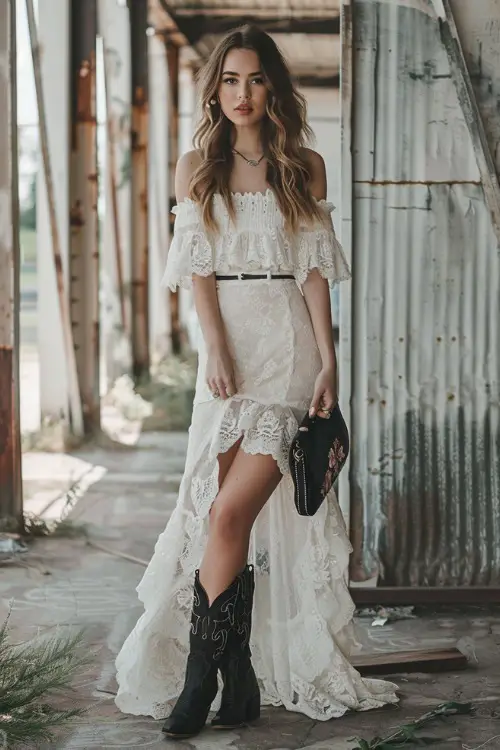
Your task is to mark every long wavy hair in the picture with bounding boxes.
[188,25,325,232]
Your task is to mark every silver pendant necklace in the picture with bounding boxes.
[232,148,265,168]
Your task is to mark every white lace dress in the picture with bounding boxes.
[114,189,398,721]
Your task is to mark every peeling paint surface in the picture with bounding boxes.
[0,13,13,349]
[0,0,22,523]
[0,9,14,350]
[452,0,500,175]
[348,0,500,586]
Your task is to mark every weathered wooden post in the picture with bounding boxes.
[166,41,181,356]
[70,0,100,433]
[129,0,150,382]
[0,0,23,528]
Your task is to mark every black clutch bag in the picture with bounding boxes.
[289,404,349,516]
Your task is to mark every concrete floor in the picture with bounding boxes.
[2,431,500,749]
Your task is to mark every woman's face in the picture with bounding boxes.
[217,48,268,128]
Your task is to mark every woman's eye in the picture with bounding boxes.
[222,77,264,85]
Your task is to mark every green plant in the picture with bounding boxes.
[22,514,89,539]
[351,701,473,749]
[0,612,91,746]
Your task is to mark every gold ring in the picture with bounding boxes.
[212,390,220,399]
[322,408,332,419]
[226,389,234,398]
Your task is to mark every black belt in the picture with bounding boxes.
[216,273,295,281]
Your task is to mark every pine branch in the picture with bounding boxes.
[0,706,84,746]
[351,701,474,749]
[0,612,92,746]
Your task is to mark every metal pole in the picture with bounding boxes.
[129,0,150,382]
[167,41,182,356]
[0,0,23,528]
[26,0,84,437]
[70,0,100,433]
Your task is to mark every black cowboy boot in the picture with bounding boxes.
[211,564,261,729]
[162,569,239,739]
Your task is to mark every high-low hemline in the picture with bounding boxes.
[114,398,398,721]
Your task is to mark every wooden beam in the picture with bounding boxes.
[294,73,340,89]
[431,0,500,246]
[166,41,182,356]
[171,15,340,45]
[129,0,150,383]
[69,0,100,433]
[158,0,340,42]
[0,0,23,529]
[149,0,190,48]
[350,586,500,606]
[352,648,467,676]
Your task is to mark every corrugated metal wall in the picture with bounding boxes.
[347,0,500,586]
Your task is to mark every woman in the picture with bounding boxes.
[115,24,398,738]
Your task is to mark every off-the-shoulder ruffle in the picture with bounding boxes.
[160,192,351,291]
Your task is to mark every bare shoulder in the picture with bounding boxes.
[175,149,202,202]
[300,147,327,200]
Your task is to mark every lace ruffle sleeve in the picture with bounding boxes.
[160,200,214,291]
[294,202,351,287]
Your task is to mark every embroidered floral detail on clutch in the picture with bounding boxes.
[321,439,346,497]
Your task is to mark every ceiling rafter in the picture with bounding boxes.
[155,0,340,87]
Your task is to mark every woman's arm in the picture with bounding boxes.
[175,152,236,400]
[301,149,338,416]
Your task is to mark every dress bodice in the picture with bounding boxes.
[160,189,351,291]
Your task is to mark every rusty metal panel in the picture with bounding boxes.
[348,0,500,586]
[70,0,100,433]
[129,0,150,381]
[0,0,23,526]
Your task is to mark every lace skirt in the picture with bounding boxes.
[114,278,398,720]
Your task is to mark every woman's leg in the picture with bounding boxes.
[199,448,282,605]
[162,446,281,738]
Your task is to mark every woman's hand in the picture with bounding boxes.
[206,343,237,401]
[309,367,338,418]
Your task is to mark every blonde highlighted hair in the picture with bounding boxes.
[187,25,325,232]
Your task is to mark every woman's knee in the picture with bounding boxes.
[209,500,248,543]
